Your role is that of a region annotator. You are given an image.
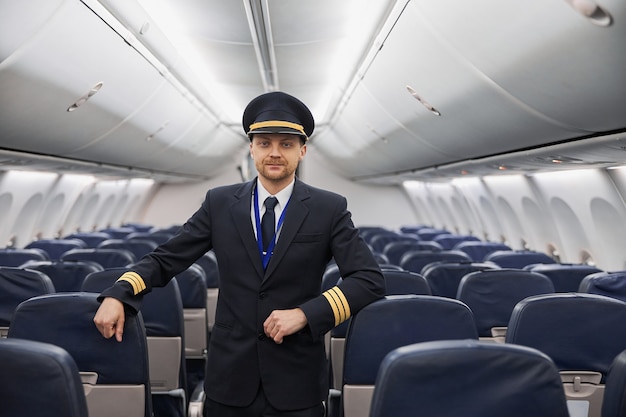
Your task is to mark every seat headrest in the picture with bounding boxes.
[506,293,626,380]
[0,338,88,417]
[370,340,569,417]
[0,267,55,325]
[343,295,477,385]
[8,292,149,385]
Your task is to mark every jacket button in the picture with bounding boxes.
[259,292,266,299]
[258,332,266,340]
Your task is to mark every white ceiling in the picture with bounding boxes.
[0,0,624,184]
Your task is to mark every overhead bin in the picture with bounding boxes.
[321,0,624,180]
[412,0,626,132]
[0,0,242,180]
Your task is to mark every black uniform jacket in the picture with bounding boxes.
[101,178,385,410]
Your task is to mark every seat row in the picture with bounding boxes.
[0,255,220,417]
[331,292,626,417]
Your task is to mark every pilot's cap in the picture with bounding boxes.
[242,91,314,140]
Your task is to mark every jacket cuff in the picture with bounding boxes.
[97,280,144,314]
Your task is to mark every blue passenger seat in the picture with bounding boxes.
[457,269,554,341]
[64,232,113,248]
[527,263,603,292]
[8,292,152,417]
[82,269,189,417]
[19,259,103,292]
[383,240,443,266]
[603,348,626,417]
[0,247,50,266]
[484,249,556,269]
[399,249,472,275]
[98,238,158,261]
[432,234,481,250]
[421,261,498,298]
[0,338,89,417]
[506,293,626,417]
[454,241,512,262]
[579,271,626,303]
[0,266,55,337]
[369,340,569,417]
[340,295,478,417]
[25,238,86,260]
[61,248,136,268]
[174,263,209,417]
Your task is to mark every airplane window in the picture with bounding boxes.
[580,250,596,266]
[547,244,561,263]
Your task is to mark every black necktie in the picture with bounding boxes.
[261,197,278,252]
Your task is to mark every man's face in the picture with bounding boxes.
[250,133,306,185]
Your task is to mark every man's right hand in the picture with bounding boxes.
[93,297,125,342]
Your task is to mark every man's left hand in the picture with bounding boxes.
[263,308,308,344]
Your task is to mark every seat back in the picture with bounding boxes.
[126,231,174,245]
[20,260,103,292]
[421,261,498,298]
[579,271,626,302]
[399,250,472,275]
[454,241,512,262]
[484,249,556,268]
[369,340,570,417]
[369,234,418,254]
[329,270,431,391]
[7,292,152,417]
[506,293,626,417]
[603,348,626,417]
[98,238,158,261]
[99,227,136,239]
[457,269,554,340]
[64,232,113,248]
[194,251,219,333]
[0,247,50,266]
[528,263,603,292]
[342,295,478,417]
[82,269,187,417]
[0,267,55,337]
[433,234,481,250]
[175,263,208,359]
[382,269,431,295]
[175,263,209,414]
[383,240,442,266]
[415,228,450,241]
[61,248,136,268]
[25,238,86,260]
[0,338,89,417]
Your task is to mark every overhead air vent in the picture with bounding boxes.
[406,85,441,116]
[67,82,104,112]
[563,0,612,26]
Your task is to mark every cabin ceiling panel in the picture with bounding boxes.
[411,0,626,132]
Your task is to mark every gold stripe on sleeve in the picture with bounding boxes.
[322,286,351,326]
[116,272,146,295]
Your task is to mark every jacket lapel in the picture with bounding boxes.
[230,180,265,278]
[263,179,310,279]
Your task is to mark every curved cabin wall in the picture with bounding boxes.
[403,166,626,271]
[2,156,626,272]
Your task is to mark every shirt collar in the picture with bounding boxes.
[256,178,295,210]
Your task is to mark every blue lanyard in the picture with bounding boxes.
[254,187,290,269]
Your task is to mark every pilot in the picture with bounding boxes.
[93,91,385,417]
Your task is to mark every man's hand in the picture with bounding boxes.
[263,308,308,344]
[93,297,125,342]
